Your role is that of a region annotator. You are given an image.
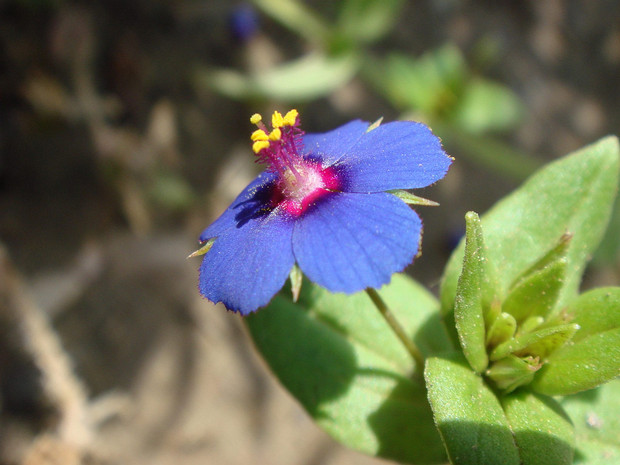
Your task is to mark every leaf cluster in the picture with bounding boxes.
[248,136,620,464]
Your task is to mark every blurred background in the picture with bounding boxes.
[1,1,619,464]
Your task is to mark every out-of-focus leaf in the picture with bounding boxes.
[246,274,451,464]
[337,0,404,44]
[196,53,358,102]
[531,288,620,396]
[381,45,466,114]
[450,78,524,134]
[501,391,574,465]
[561,380,620,464]
[251,0,329,45]
[441,137,620,326]
[425,353,520,465]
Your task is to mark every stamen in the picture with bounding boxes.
[252,140,270,154]
[269,128,282,141]
[283,109,298,126]
[271,111,284,128]
[250,113,262,125]
[251,129,269,141]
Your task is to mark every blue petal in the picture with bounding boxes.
[302,120,369,165]
[199,209,295,315]
[199,171,278,242]
[334,121,452,192]
[292,192,421,293]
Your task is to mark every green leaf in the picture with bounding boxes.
[593,193,620,264]
[424,353,520,465]
[450,78,524,134]
[246,274,451,464]
[441,136,620,325]
[454,211,497,373]
[196,53,358,101]
[337,0,404,44]
[490,323,579,361]
[531,288,620,395]
[501,256,567,323]
[561,379,620,464]
[501,391,574,465]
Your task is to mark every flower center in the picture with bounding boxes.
[249,110,339,216]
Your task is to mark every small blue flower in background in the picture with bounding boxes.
[228,3,260,43]
[196,110,452,315]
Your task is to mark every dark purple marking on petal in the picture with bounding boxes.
[302,120,369,166]
[292,192,422,293]
[199,171,278,242]
[199,208,295,315]
[335,121,452,193]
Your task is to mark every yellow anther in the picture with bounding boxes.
[250,113,262,125]
[252,140,270,153]
[251,129,269,141]
[271,111,284,128]
[283,109,298,126]
[269,128,282,141]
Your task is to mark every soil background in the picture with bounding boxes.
[1,1,619,464]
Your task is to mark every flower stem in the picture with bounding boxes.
[365,288,425,370]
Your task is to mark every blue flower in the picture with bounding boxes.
[197,110,452,315]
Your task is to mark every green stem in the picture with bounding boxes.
[365,288,425,370]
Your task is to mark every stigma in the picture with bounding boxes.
[249,110,340,216]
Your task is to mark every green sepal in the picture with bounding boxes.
[424,353,521,465]
[486,354,541,393]
[490,323,579,362]
[531,287,620,395]
[187,237,215,258]
[501,391,574,465]
[453,211,498,373]
[501,256,567,323]
[486,312,517,348]
[520,316,545,334]
[366,117,383,132]
[288,264,303,302]
[389,190,440,207]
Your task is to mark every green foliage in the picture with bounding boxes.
[251,0,330,45]
[246,274,452,464]
[501,391,574,465]
[442,136,619,319]
[380,46,466,117]
[337,0,404,45]
[425,136,619,463]
[451,78,524,134]
[531,288,620,395]
[246,136,620,464]
[561,380,620,463]
[196,53,359,102]
[425,353,521,465]
[376,45,523,135]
